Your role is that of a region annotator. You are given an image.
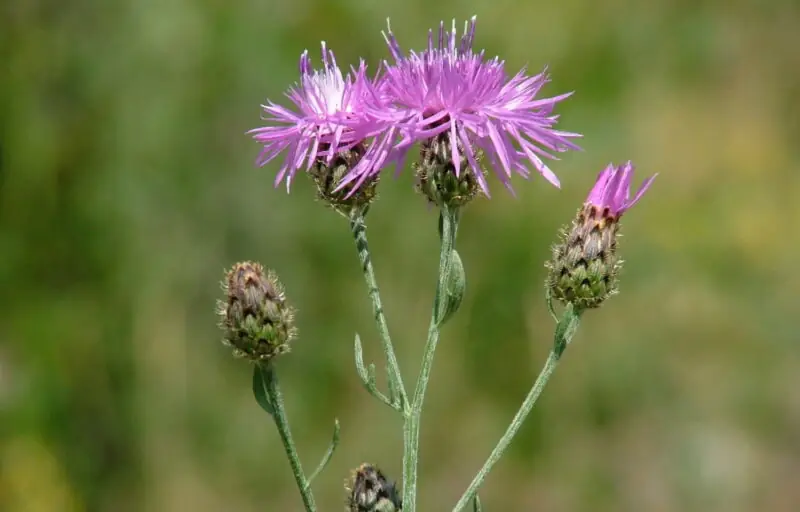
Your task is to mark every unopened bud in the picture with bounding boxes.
[345,463,402,512]
[546,162,656,310]
[310,143,379,216]
[414,132,486,208]
[217,262,297,361]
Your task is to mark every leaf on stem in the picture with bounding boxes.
[435,207,462,327]
[354,334,396,410]
[305,418,341,490]
[473,494,483,512]
[438,249,466,326]
[252,364,275,416]
[387,368,401,409]
[553,303,582,359]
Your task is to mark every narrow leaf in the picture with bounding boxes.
[367,363,378,387]
[305,418,341,490]
[438,249,466,326]
[473,494,483,512]
[251,364,275,416]
[354,334,370,384]
[353,334,395,409]
[553,303,581,359]
[387,367,400,407]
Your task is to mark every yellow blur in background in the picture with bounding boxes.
[2,0,799,510]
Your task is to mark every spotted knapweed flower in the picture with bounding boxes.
[248,43,391,212]
[341,16,582,201]
[546,162,656,310]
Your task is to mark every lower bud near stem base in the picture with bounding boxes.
[310,143,379,216]
[346,463,402,512]
[546,204,622,310]
[414,132,485,208]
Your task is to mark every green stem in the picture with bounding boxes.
[402,206,459,512]
[452,307,582,512]
[262,363,316,512]
[350,211,409,411]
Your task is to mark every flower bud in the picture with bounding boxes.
[217,262,297,361]
[345,463,402,512]
[310,143,379,216]
[546,162,656,310]
[414,132,486,209]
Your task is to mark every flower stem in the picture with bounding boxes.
[451,306,582,512]
[261,363,316,512]
[402,205,459,512]
[350,211,409,411]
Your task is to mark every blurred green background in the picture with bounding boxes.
[2,0,800,510]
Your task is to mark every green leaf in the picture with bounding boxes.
[553,303,582,359]
[354,334,371,385]
[387,367,400,408]
[251,364,275,416]
[473,494,483,512]
[353,334,395,410]
[438,249,466,326]
[305,418,341,490]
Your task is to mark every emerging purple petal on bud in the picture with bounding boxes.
[546,162,655,310]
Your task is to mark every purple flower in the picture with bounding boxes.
[586,161,656,217]
[248,43,389,191]
[342,16,582,196]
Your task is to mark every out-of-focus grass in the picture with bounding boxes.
[2,0,799,510]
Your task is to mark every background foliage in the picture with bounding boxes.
[2,0,799,510]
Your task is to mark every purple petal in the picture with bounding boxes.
[587,165,613,205]
[625,173,657,210]
[450,121,461,176]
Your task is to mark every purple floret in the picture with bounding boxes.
[586,161,657,216]
[249,42,391,191]
[341,16,582,196]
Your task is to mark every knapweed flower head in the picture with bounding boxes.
[345,463,402,512]
[546,162,656,310]
[342,16,581,199]
[217,262,297,361]
[249,42,389,210]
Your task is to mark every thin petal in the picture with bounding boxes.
[450,120,461,176]
[625,173,657,210]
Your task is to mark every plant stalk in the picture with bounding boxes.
[262,363,317,512]
[452,307,582,511]
[402,206,459,512]
[350,211,409,411]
